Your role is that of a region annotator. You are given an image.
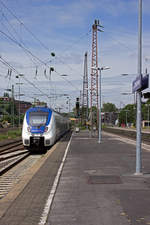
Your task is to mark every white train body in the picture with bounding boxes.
[22,106,70,151]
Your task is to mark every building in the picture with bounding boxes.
[103,112,119,126]
[0,97,32,115]
[14,100,32,114]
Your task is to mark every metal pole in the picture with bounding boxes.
[68,97,70,113]
[12,85,14,128]
[98,69,101,143]
[11,87,13,127]
[148,104,149,129]
[16,74,24,127]
[69,98,70,113]
[19,78,20,127]
[86,95,89,129]
[135,0,142,175]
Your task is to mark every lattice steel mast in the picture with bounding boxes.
[90,19,103,131]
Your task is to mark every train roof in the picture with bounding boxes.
[26,106,52,113]
[25,106,70,121]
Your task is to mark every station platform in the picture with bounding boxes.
[1,130,150,225]
[46,130,150,225]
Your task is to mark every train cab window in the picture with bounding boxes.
[29,112,49,126]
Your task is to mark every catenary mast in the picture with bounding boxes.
[90,20,103,131]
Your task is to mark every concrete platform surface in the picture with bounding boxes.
[1,130,150,225]
[47,131,150,225]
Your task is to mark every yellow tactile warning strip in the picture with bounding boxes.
[0,141,59,218]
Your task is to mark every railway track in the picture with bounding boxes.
[103,127,150,144]
[0,139,43,199]
[0,140,30,176]
[0,154,41,199]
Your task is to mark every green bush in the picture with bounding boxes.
[0,135,8,141]
[0,129,22,141]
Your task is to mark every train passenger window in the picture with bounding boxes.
[29,112,49,126]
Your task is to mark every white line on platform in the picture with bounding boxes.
[103,131,150,152]
[38,134,73,225]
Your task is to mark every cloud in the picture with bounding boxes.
[0,0,150,110]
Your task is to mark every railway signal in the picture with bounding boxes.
[76,98,80,118]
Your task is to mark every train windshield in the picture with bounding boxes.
[29,111,49,126]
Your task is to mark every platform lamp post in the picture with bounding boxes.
[123,0,143,174]
[98,67,110,143]
[135,0,142,175]
[91,66,110,143]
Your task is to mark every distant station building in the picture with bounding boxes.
[0,97,32,115]
[103,112,119,126]
[15,100,32,114]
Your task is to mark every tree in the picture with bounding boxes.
[3,92,9,97]
[141,99,150,121]
[119,104,136,126]
[6,102,18,115]
[102,102,117,112]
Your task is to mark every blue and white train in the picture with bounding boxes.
[22,106,70,151]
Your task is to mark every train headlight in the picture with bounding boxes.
[27,126,31,132]
[44,126,48,132]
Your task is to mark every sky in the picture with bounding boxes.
[0,0,150,112]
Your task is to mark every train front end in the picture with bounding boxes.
[22,107,55,151]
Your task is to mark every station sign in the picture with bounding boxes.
[132,74,149,93]
[132,75,142,93]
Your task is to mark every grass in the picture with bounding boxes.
[0,129,22,141]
